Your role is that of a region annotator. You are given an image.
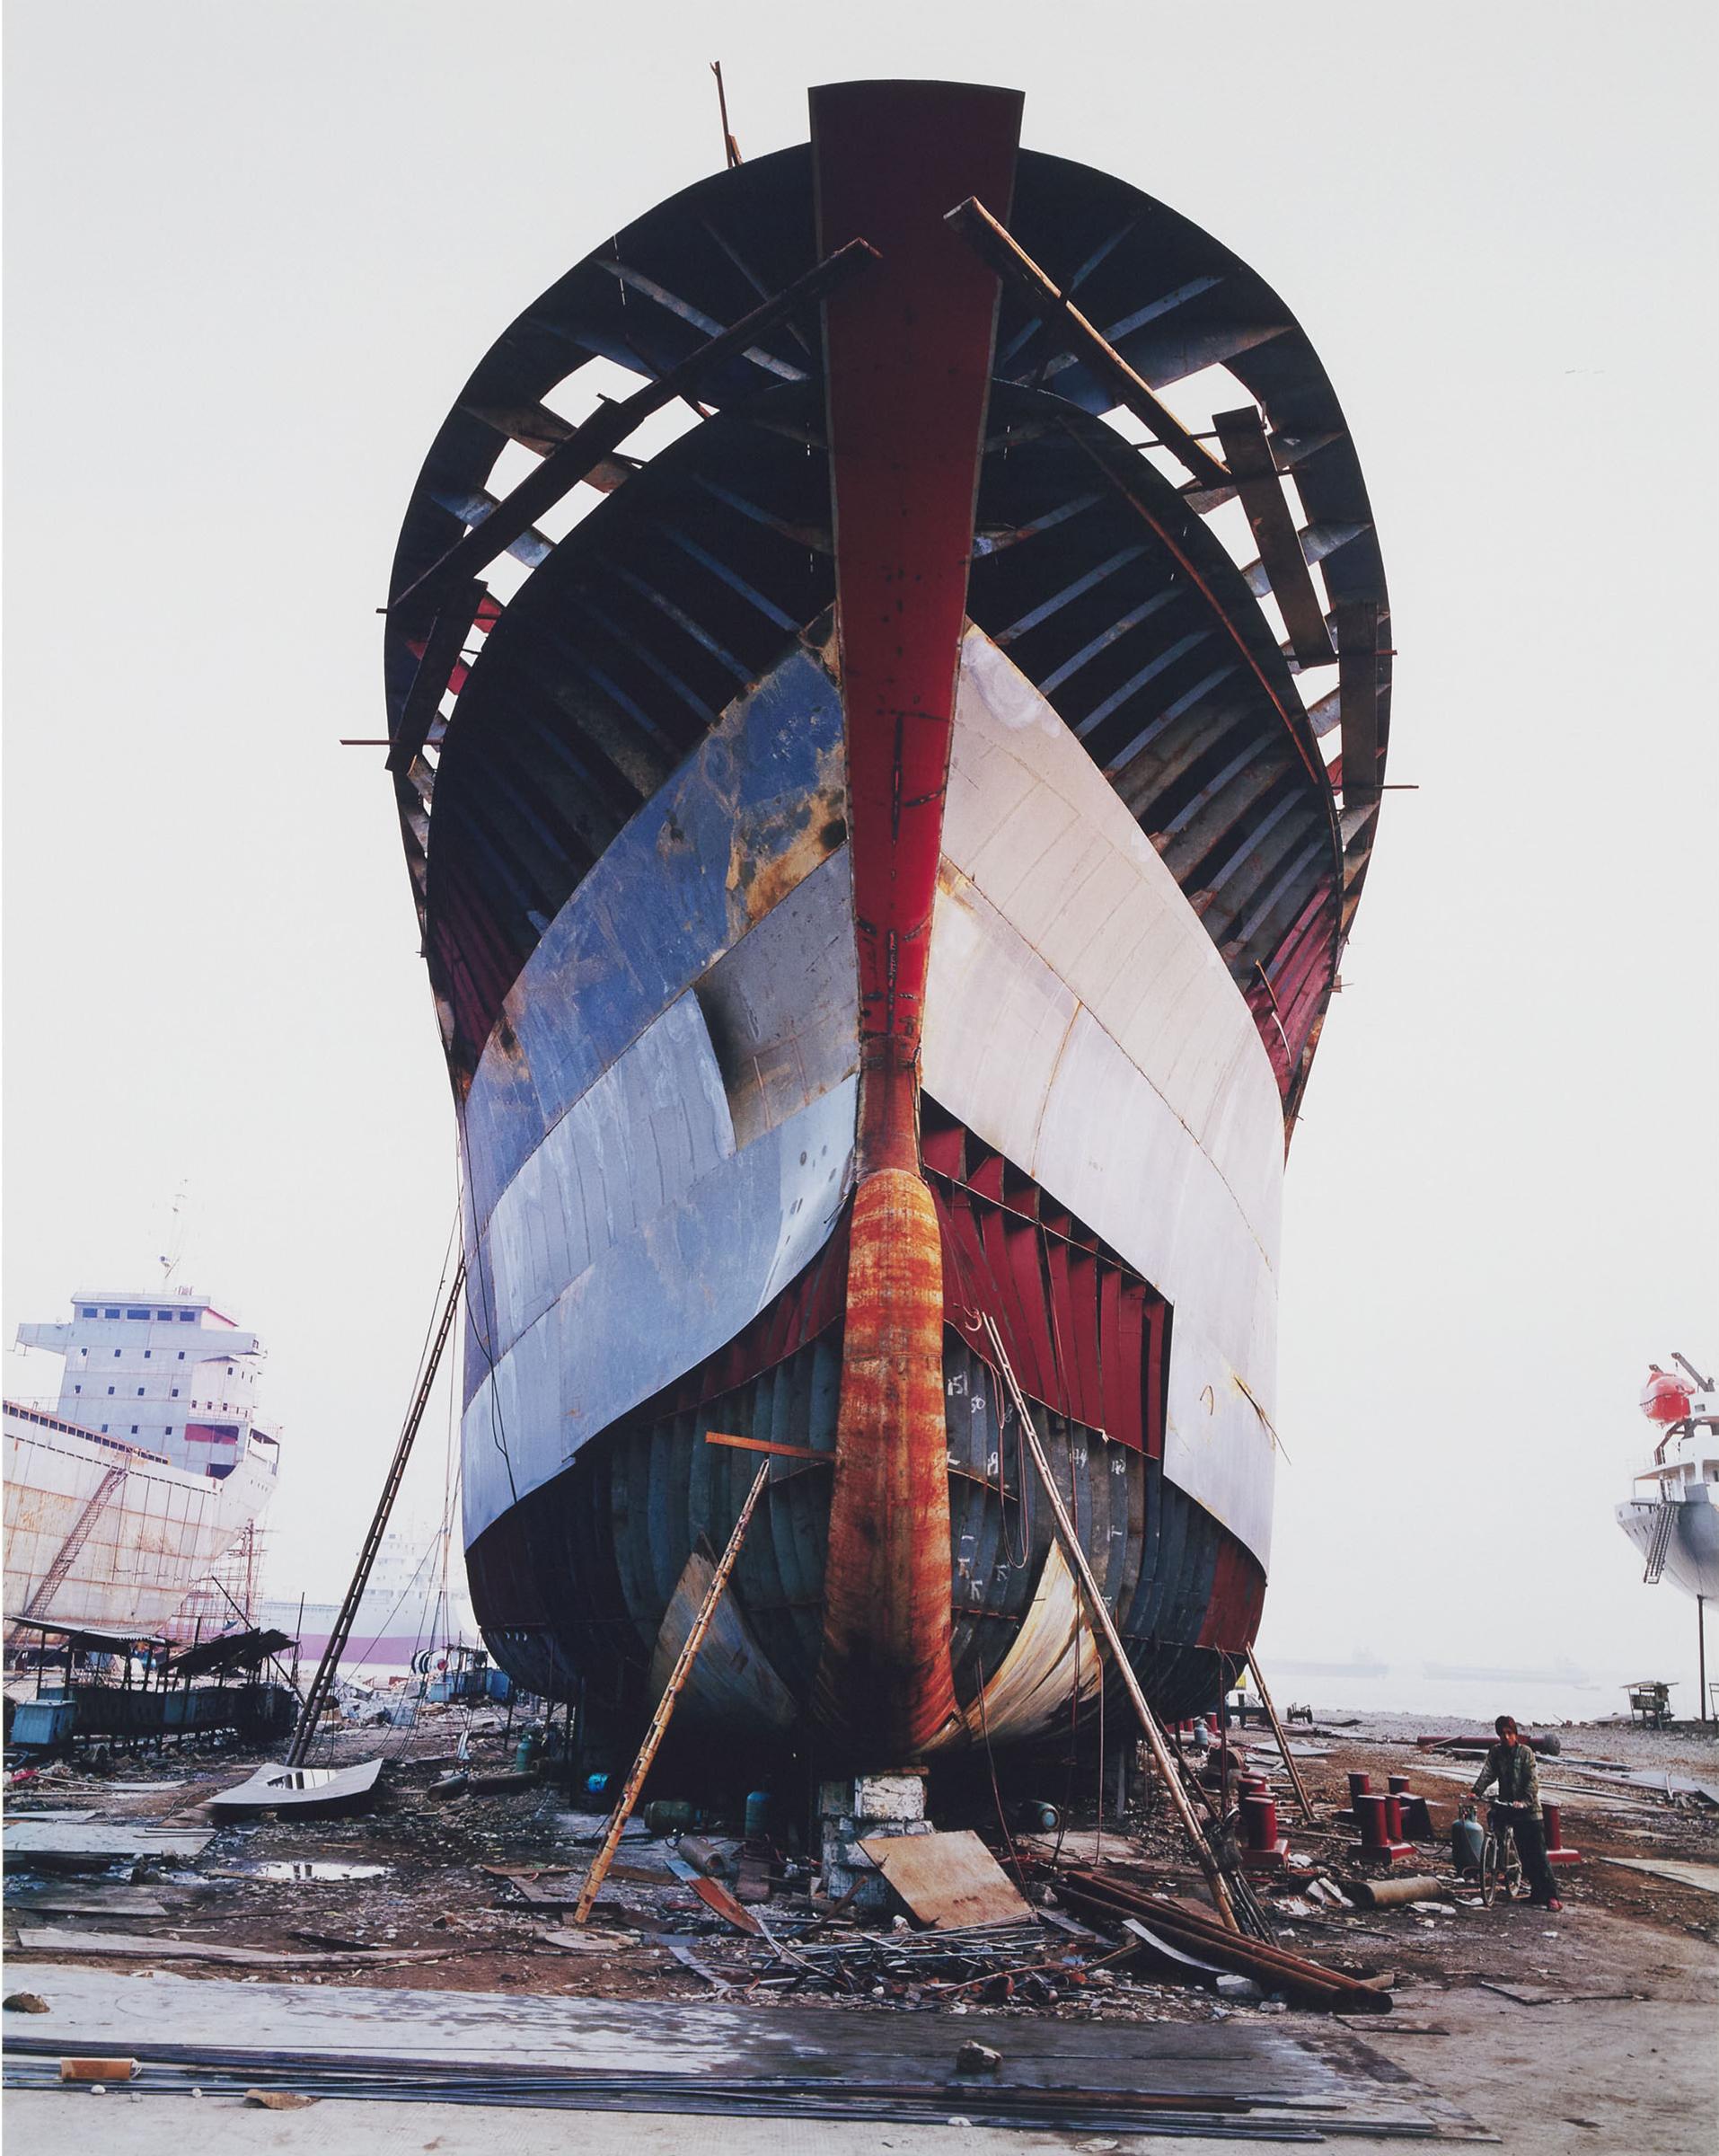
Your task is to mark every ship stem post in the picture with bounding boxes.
[809,81,1021,1763]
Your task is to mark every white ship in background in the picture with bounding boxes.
[1617,1354,1719,1600]
[4,1286,280,1639]
[257,1527,477,1672]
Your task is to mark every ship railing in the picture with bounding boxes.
[3,1399,169,1465]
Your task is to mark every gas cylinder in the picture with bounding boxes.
[745,1789,772,1838]
[1451,1816,1485,1874]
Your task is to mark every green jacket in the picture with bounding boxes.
[1473,1740,1540,1816]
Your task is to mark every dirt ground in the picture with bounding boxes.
[5,1705,1716,2148]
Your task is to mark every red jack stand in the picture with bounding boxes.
[1355,1791,1415,1866]
[1240,1790,1291,1875]
[1543,1801,1582,1869]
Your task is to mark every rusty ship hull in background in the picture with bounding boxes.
[380,82,1393,1763]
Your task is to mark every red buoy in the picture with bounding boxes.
[1641,1367,1693,1425]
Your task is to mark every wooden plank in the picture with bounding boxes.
[856,1828,1030,1930]
[1212,407,1335,667]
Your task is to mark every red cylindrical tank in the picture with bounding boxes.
[1348,1772,1371,1806]
[1641,1368,1694,1425]
[1241,1793,1280,1851]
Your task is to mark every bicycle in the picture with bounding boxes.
[1466,1799,1525,1907]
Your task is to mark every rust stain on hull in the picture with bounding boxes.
[815,1166,958,1759]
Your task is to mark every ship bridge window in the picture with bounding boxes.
[126,1308,150,1320]
[107,1386,115,1395]
[112,1349,120,1357]
[81,1307,96,1318]
[103,1308,119,1317]
[178,1311,195,1321]
[165,1425,173,1436]
[156,1310,173,1321]
[177,1351,185,1360]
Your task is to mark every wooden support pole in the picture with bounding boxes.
[1246,1649,1317,1826]
[571,1458,771,1926]
[983,1318,1240,1933]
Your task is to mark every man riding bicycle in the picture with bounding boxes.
[1471,1714,1563,1912]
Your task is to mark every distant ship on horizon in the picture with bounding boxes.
[257,1527,477,1671]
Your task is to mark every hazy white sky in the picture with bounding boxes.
[5,2,1716,1711]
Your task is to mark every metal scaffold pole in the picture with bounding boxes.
[1246,1650,1318,1825]
[284,1259,465,1769]
[982,1317,1242,1935]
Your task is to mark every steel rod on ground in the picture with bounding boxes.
[1245,1650,1317,1825]
[572,1456,772,1925]
[285,1259,465,1768]
[981,1316,1240,1933]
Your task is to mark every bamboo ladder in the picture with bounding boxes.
[572,1454,772,1926]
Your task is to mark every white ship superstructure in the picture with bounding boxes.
[17,1286,267,1477]
[1616,1358,1719,1601]
[6,1286,281,1637]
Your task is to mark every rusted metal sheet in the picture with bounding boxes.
[959,1542,1103,1744]
[1212,407,1335,668]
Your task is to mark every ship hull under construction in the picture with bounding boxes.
[4,1404,278,1639]
[382,82,1393,1761]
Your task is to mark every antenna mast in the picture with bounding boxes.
[710,61,742,169]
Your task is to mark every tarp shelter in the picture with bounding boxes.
[169,1628,296,1680]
